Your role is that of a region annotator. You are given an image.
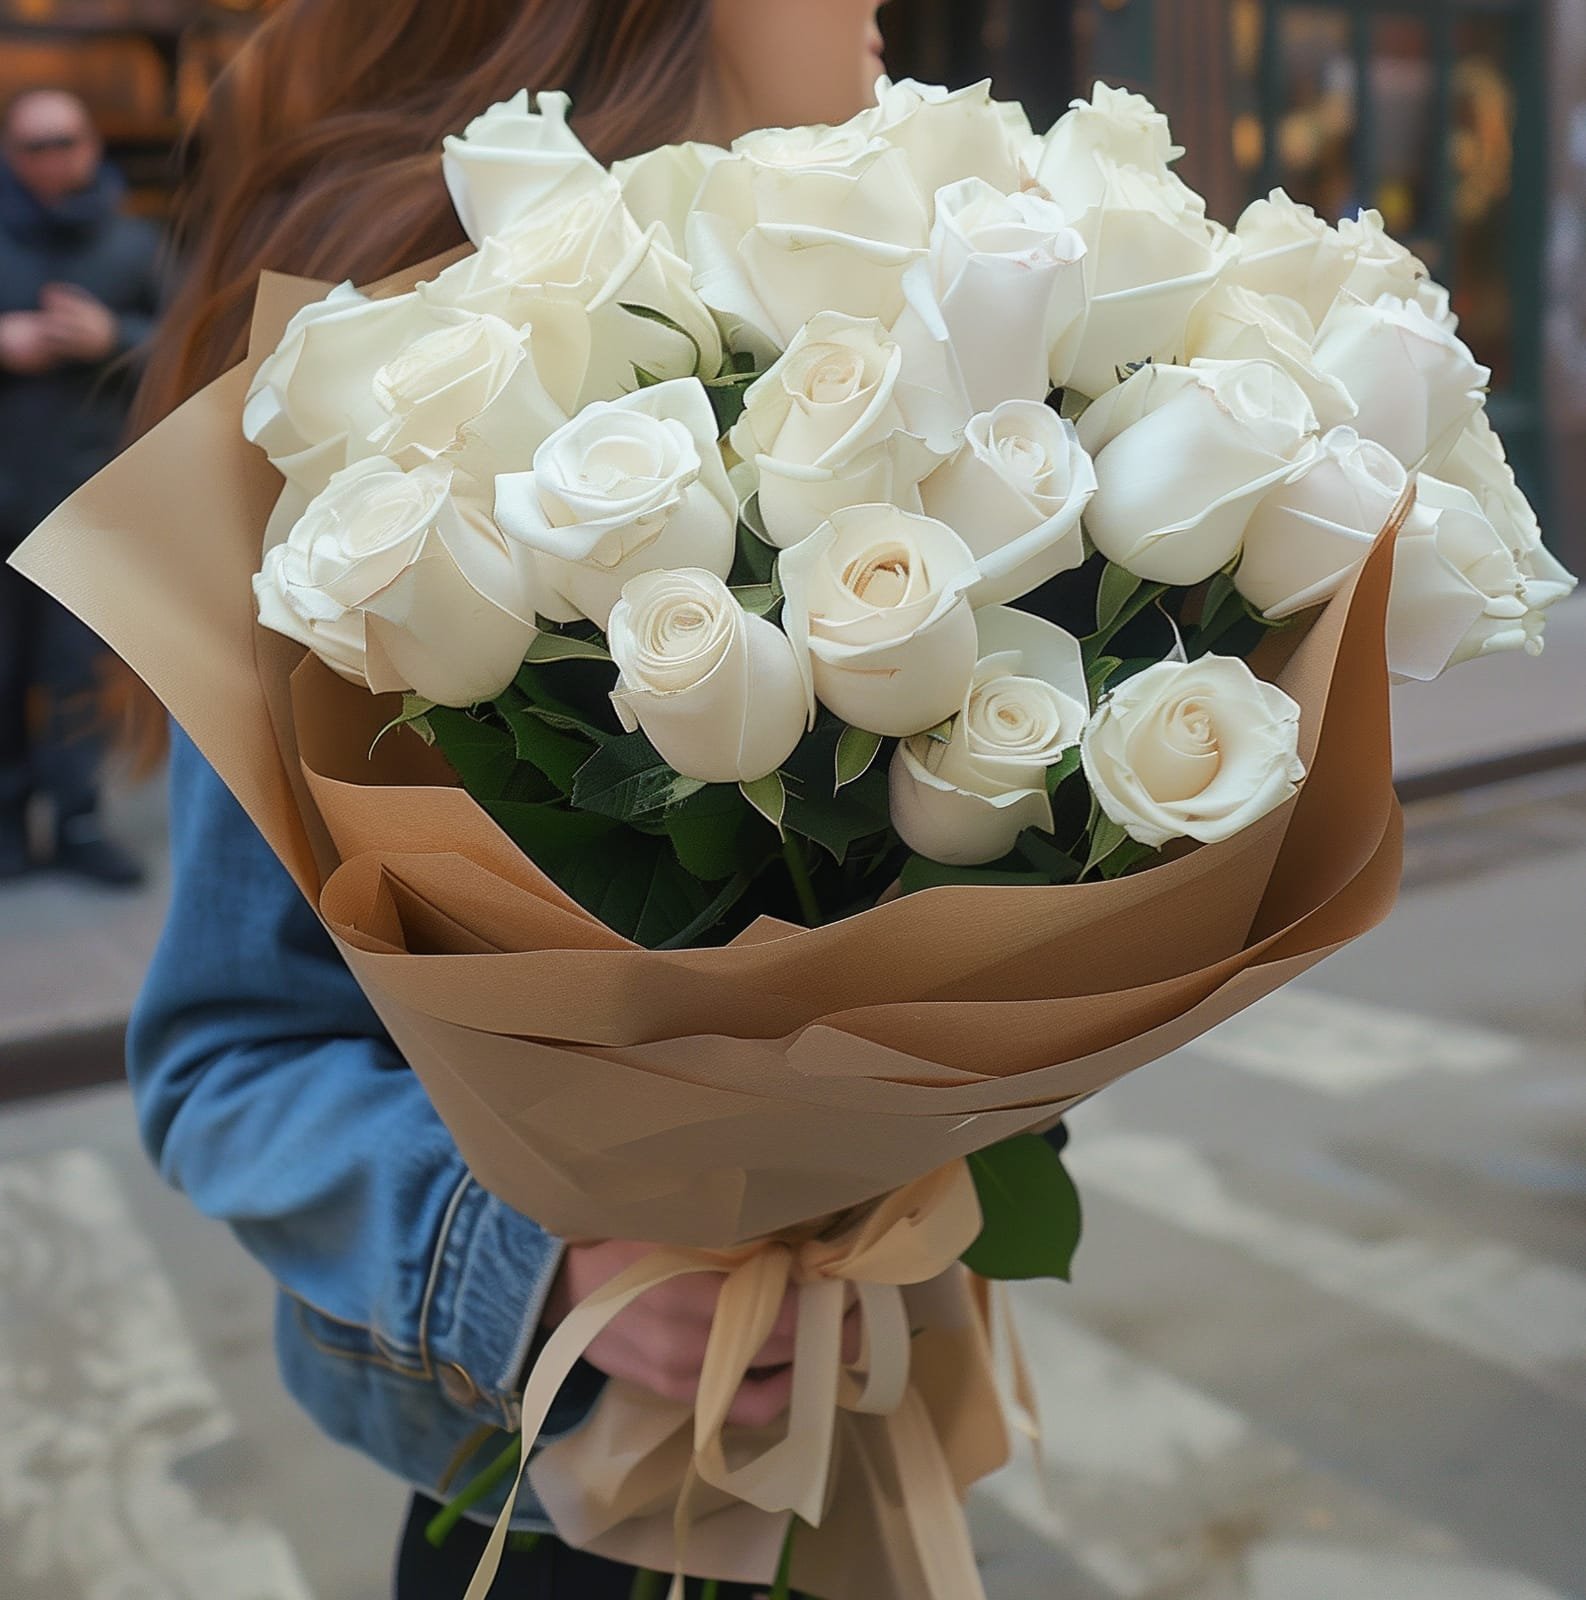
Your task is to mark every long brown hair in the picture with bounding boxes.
[113,0,714,768]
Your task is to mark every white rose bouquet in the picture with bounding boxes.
[15,75,1572,1600]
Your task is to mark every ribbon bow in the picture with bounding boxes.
[463,1161,987,1600]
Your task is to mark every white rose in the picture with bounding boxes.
[1387,475,1577,681]
[778,505,979,737]
[1051,162,1237,399]
[493,378,735,629]
[441,90,608,247]
[1082,656,1306,848]
[1035,82,1201,216]
[425,177,721,407]
[685,123,930,359]
[1184,281,1356,430]
[244,288,571,495]
[1235,426,1409,618]
[890,177,1087,453]
[889,606,1090,866]
[728,313,939,550]
[1078,359,1320,586]
[253,457,537,707]
[1228,189,1356,327]
[1439,411,1566,577]
[920,400,1096,605]
[1336,210,1437,311]
[613,141,726,249]
[1312,294,1490,473]
[607,568,808,784]
[866,77,1027,207]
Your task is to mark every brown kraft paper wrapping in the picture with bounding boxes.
[10,262,1405,1598]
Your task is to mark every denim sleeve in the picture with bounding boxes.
[127,726,580,1454]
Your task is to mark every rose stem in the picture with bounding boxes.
[423,1435,522,1548]
[769,1514,801,1600]
[781,836,823,927]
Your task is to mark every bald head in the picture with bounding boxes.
[3,89,102,207]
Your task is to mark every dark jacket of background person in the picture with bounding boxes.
[0,161,163,546]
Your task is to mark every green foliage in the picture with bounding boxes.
[370,692,437,755]
[1095,561,1143,634]
[730,512,780,586]
[780,720,891,863]
[1082,810,1132,879]
[571,732,705,821]
[662,783,764,882]
[1014,827,1083,884]
[523,631,612,665]
[731,582,782,617]
[739,771,788,835]
[704,372,759,434]
[618,301,703,376]
[1084,576,1170,660]
[1086,654,1123,702]
[834,726,884,790]
[962,1135,1083,1281]
[1044,746,1083,798]
[898,855,1046,894]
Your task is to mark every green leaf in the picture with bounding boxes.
[494,692,592,794]
[663,784,761,881]
[552,831,720,948]
[1083,811,1132,878]
[834,726,884,790]
[652,871,755,951]
[486,798,619,865]
[619,301,703,376]
[1085,579,1171,657]
[1095,562,1144,634]
[370,692,438,755]
[732,506,779,583]
[1044,746,1083,798]
[898,855,1047,895]
[780,722,891,861]
[632,364,665,389]
[1058,387,1094,423]
[961,1135,1083,1281]
[1086,655,1123,701]
[1015,828,1083,884]
[524,631,612,665]
[1097,838,1159,880]
[730,582,782,617]
[572,733,704,822]
[705,373,757,434]
[427,707,520,799]
[739,771,788,835]
[921,716,956,745]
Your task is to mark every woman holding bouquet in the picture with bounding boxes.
[128,2,888,1595]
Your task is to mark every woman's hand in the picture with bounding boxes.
[543,1241,859,1429]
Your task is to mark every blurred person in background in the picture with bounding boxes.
[0,87,162,886]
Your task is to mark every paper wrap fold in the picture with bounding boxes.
[10,262,1404,1599]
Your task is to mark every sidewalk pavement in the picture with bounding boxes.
[2,595,1584,1076]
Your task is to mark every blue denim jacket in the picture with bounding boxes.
[127,727,596,1525]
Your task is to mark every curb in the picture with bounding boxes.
[0,1021,127,1106]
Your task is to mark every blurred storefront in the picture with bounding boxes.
[0,0,275,215]
[892,0,1585,570]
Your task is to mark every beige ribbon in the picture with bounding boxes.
[462,1162,986,1600]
